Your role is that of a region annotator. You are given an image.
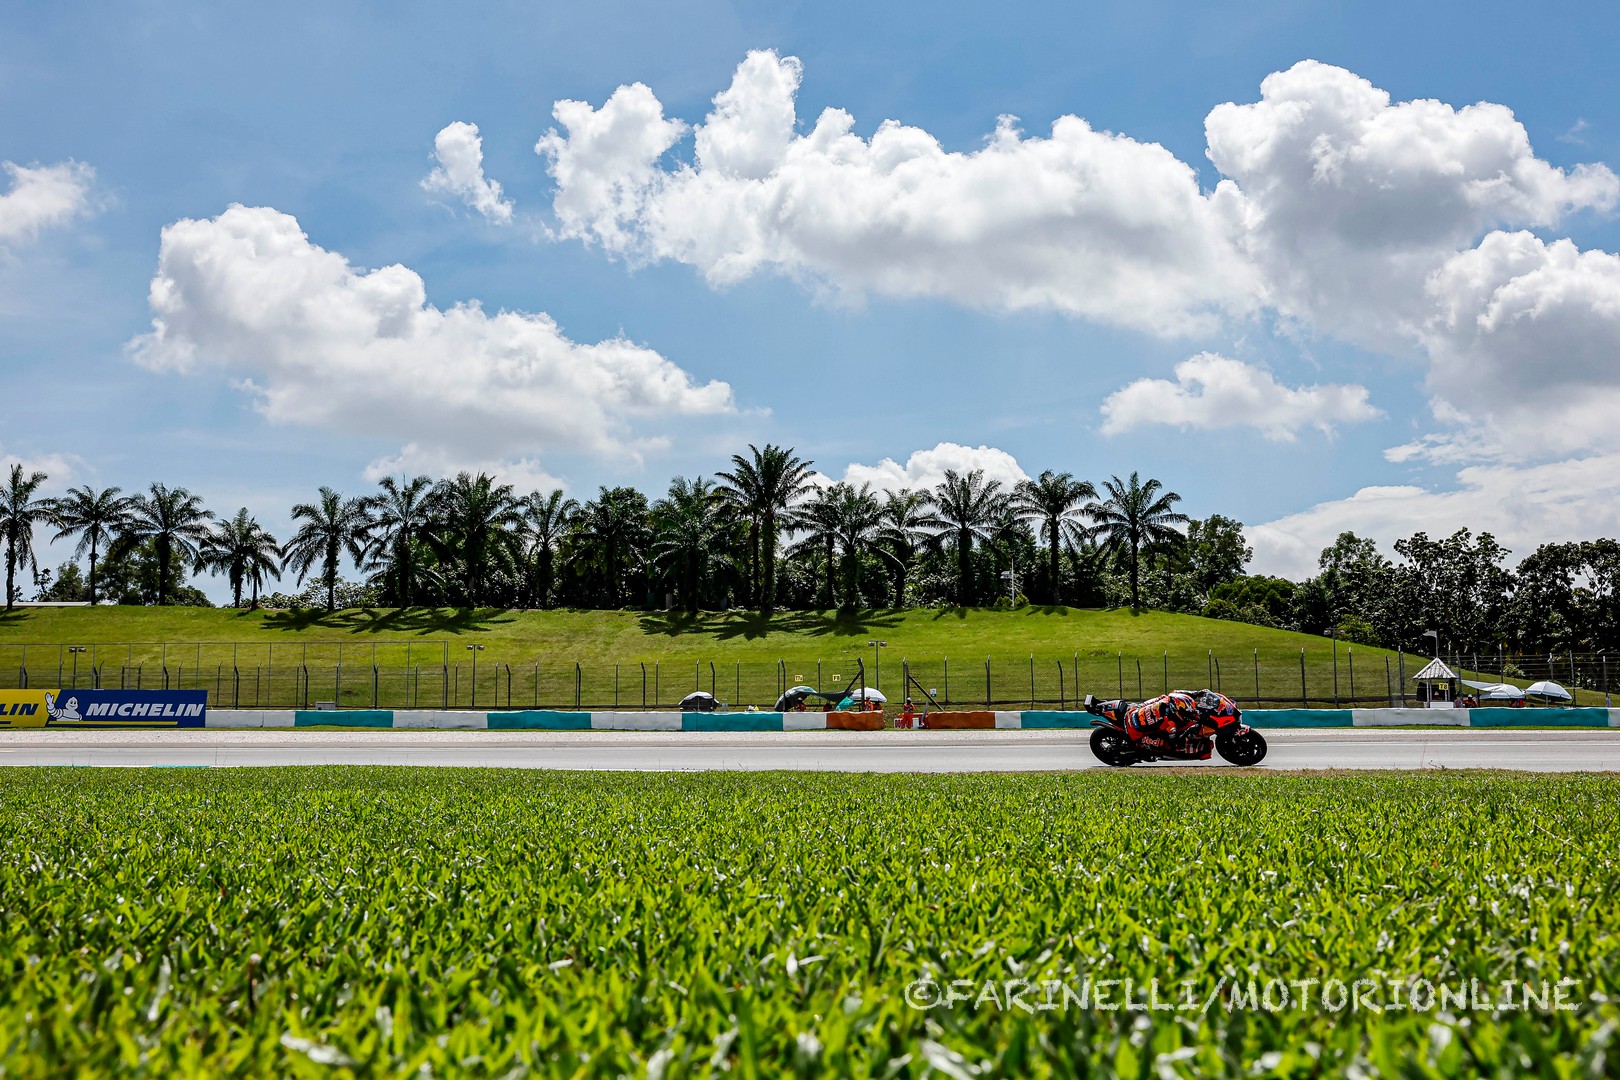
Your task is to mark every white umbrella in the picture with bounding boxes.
[1479,683,1525,701]
[1525,680,1572,701]
[843,687,887,703]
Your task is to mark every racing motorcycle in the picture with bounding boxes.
[1082,690,1267,767]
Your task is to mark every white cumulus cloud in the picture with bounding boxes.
[835,442,1030,494]
[129,205,734,481]
[1206,59,1618,347]
[422,122,514,224]
[1249,452,1620,580]
[0,161,95,246]
[1100,353,1380,439]
[536,50,1257,334]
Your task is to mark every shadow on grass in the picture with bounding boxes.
[638,608,906,642]
[260,607,517,636]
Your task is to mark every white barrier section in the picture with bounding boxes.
[1354,708,1469,727]
[208,710,273,728]
[1612,709,1620,727]
[783,712,830,731]
[395,710,487,730]
[994,711,1023,729]
[592,712,682,731]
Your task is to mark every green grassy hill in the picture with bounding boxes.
[0,604,1554,710]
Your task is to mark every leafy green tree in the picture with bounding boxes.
[1182,515,1252,594]
[198,508,281,609]
[520,489,579,609]
[1011,471,1097,604]
[47,485,132,605]
[0,464,51,610]
[283,487,372,613]
[1087,472,1188,610]
[924,469,1007,607]
[99,539,212,606]
[112,484,214,606]
[716,444,815,616]
[38,561,88,602]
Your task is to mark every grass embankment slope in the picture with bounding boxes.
[0,606,1599,707]
[1,769,1615,1075]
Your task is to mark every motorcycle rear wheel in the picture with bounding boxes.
[1216,727,1267,766]
[1089,726,1137,766]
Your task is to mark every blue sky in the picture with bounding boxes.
[6,0,1620,600]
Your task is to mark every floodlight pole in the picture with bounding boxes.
[867,640,887,692]
[68,646,87,689]
[466,644,485,707]
[1328,629,1339,708]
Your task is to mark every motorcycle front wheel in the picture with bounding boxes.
[1216,727,1267,766]
[1089,726,1137,766]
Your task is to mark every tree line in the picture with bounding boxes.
[3,449,1616,655]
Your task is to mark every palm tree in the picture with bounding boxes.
[788,484,845,609]
[366,475,437,606]
[924,469,1007,606]
[198,508,281,609]
[830,482,884,611]
[1088,472,1189,610]
[431,472,525,607]
[650,477,729,613]
[520,489,578,609]
[114,483,215,606]
[878,489,929,607]
[47,484,133,606]
[0,464,51,611]
[716,444,816,616]
[1012,471,1098,605]
[282,487,372,612]
[576,486,651,607]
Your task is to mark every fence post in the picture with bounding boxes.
[442,663,448,708]
[372,665,378,709]
[943,657,949,705]
[655,662,660,707]
[575,662,582,709]
[735,660,741,706]
[1162,651,1168,694]
[1299,649,1307,706]
[1348,649,1355,706]
[1136,658,1143,698]
[534,662,540,707]
[1117,652,1123,699]
[1253,649,1260,703]
[641,662,647,708]
[1398,651,1406,707]
[1057,660,1064,709]
[709,661,716,698]
[985,657,991,706]
[1029,654,1035,708]
[1207,650,1213,688]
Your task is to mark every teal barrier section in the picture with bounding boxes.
[1021,712,1094,728]
[1469,707,1610,728]
[682,712,785,732]
[488,711,592,730]
[1246,709,1353,728]
[294,710,393,728]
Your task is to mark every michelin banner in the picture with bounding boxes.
[0,689,207,728]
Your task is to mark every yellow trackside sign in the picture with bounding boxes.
[0,690,54,728]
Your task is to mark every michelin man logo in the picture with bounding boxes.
[44,692,82,722]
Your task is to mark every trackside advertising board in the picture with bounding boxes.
[0,690,207,728]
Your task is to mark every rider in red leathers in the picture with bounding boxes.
[1123,689,1241,759]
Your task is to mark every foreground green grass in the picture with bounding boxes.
[1,769,1615,1076]
[1,606,1571,708]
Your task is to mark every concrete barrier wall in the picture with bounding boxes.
[204,707,1620,730]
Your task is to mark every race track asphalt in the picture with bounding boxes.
[1,728,1617,771]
